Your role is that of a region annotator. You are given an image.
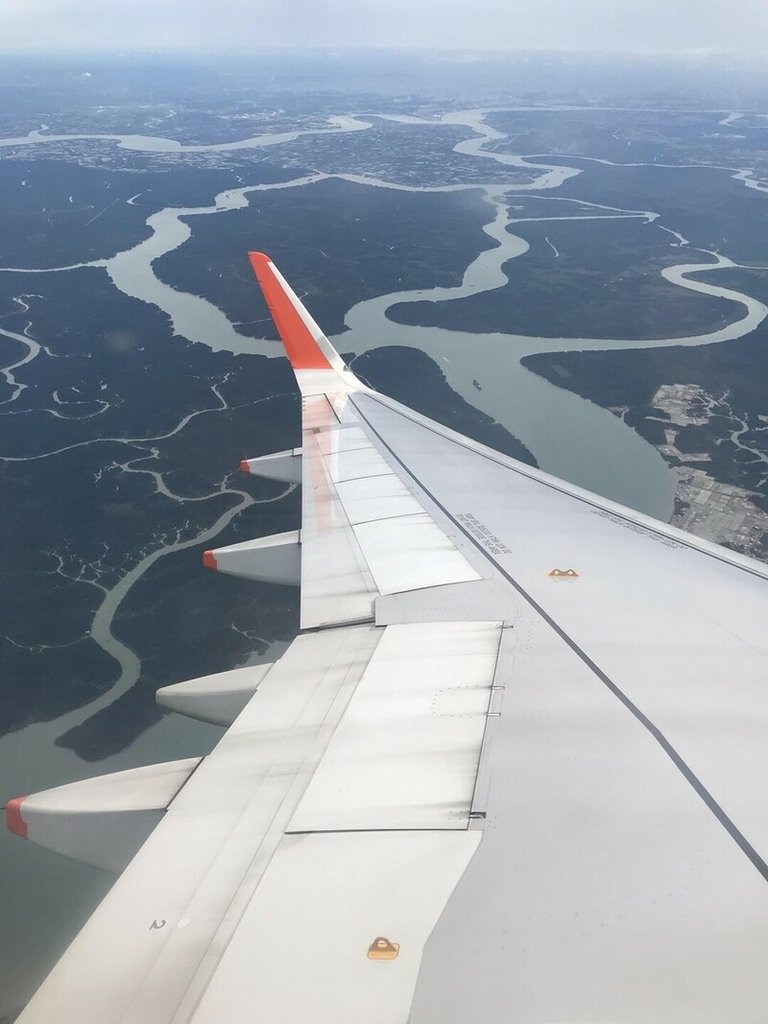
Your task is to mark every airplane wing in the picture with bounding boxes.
[8,252,768,1023]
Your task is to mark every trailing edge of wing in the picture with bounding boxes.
[248,251,362,395]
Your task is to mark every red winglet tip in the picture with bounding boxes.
[247,251,271,272]
[246,250,333,371]
[203,550,218,571]
[6,796,28,839]
[239,459,251,474]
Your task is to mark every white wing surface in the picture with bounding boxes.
[8,252,768,1023]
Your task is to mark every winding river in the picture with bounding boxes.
[5,107,765,519]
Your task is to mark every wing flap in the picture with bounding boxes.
[188,831,480,1024]
[353,514,481,596]
[301,403,380,628]
[288,621,502,832]
[299,392,481,628]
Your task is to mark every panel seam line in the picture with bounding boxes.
[350,395,768,884]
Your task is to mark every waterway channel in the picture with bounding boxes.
[2,106,767,1017]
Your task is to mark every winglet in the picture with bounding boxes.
[248,252,334,371]
[247,252,364,397]
[5,796,28,839]
[203,550,218,571]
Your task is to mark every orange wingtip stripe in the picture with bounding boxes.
[247,251,332,371]
[203,550,218,571]
[239,459,251,474]
[6,796,28,839]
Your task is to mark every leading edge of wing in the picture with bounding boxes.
[248,251,361,394]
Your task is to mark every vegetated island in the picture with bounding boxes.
[523,325,768,562]
[352,345,537,468]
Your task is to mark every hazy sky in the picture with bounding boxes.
[3,0,768,54]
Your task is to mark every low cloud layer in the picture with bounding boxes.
[3,0,768,54]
